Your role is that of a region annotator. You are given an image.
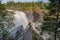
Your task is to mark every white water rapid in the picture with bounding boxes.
[13,11,29,30]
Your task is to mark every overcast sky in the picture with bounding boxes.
[1,0,49,3]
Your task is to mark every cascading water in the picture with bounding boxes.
[13,11,29,30]
[8,10,33,40]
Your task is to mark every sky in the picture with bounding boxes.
[1,0,49,3]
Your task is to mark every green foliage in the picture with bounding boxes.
[0,4,5,10]
[6,2,47,11]
[48,0,60,14]
[41,21,56,32]
[0,1,15,40]
[41,0,60,35]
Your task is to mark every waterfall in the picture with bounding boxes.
[9,11,29,35]
[13,11,29,30]
[7,10,33,40]
[6,9,29,30]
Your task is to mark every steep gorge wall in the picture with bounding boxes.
[23,10,44,23]
[23,10,44,40]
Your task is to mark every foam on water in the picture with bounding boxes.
[13,11,29,30]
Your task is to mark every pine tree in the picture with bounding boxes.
[41,0,60,40]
